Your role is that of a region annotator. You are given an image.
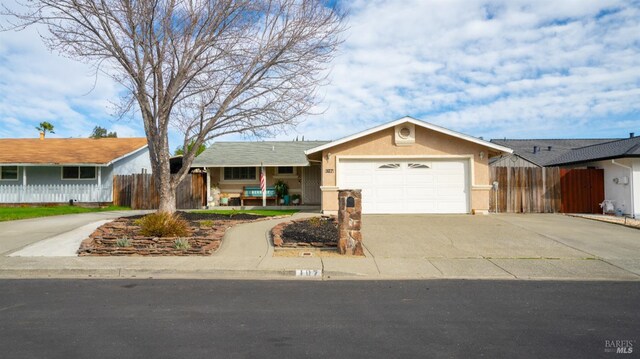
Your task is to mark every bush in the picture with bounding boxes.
[174,238,191,250]
[116,237,131,247]
[135,212,191,237]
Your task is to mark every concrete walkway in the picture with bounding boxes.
[0,211,639,280]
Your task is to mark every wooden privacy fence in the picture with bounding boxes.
[113,173,206,210]
[560,168,604,214]
[490,167,561,213]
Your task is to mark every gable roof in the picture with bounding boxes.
[0,138,148,166]
[193,141,330,167]
[490,138,617,166]
[304,116,513,155]
[546,136,640,165]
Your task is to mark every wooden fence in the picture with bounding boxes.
[113,173,207,210]
[560,168,604,214]
[490,167,561,213]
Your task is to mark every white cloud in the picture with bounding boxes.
[1,0,639,146]
[290,0,640,141]
[0,18,143,139]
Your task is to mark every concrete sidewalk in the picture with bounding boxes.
[0,211,639,281]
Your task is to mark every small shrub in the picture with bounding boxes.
[200,220,215,228]
[116,237,131,247]
[174,238,191,250]
[136,212,191,237]
[308,217,322,228]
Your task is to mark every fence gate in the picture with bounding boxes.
[560,168,604,214]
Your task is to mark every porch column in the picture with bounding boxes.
[21,166,27,202]
[206,169,211,207]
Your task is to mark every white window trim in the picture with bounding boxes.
[0,165,19,181]
[220,166,259,183]
[61,166,97,180]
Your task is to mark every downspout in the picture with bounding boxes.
[611,159,634,217]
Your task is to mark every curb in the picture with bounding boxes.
[0,267,332,280]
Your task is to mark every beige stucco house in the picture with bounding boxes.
[194,117,512,214]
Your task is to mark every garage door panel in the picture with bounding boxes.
[405,174,434,185]
[339,159,469,214]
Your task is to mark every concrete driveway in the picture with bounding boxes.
[361,214,640,279]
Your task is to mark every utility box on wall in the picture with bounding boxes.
[338,189,364,256]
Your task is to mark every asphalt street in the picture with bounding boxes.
[0,280,637,358]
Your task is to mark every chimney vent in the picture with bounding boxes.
[547,146,552,151]
[39,132,45,140]
[630,132,635,138]
[533,146,538,154]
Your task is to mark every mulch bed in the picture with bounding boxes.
[78,212,277,256]
[271,216,338,248]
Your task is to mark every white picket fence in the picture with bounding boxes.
[0,184,112,203]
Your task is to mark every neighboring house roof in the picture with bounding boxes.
[547,136,640,165]
[305,116,513,155]
[193,141,330,167]
[0,138,148,166]
[490,138,618,166]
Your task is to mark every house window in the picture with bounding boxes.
[223,167,256,180]
[62,166,96,180]
[0,166,18,180]
[276,166,295,175]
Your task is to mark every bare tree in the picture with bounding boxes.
[5,0,343,212]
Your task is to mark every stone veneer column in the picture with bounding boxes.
[338,189,364,256]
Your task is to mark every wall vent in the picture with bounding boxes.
[394,123,415,146]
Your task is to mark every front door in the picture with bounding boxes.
[302,165,322,204]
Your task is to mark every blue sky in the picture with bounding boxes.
[1,0,640,150]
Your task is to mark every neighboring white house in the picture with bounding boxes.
[0,137,151,204]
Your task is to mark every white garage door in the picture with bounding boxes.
[338,159,469,214]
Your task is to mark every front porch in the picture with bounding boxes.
[205,165,322,207]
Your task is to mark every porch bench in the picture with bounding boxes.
[241,186,277,206]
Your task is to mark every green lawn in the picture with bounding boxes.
[0,205,131,222]
[192,209,299,217]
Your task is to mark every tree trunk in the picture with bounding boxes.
[158,180,177,213]
[155,144,176,213]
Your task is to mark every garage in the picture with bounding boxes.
[338,158,469,214]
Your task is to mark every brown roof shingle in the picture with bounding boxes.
[0,138,148,165]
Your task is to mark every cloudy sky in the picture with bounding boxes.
[1,0,639,149]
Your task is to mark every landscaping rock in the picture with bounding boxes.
[77,214,262,257]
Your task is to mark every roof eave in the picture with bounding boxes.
[304,116,513,155]
[0,162,111,166]
[548,154,640,166]
[197,162,310,168]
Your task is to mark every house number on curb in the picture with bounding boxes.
[296,269,322,277]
